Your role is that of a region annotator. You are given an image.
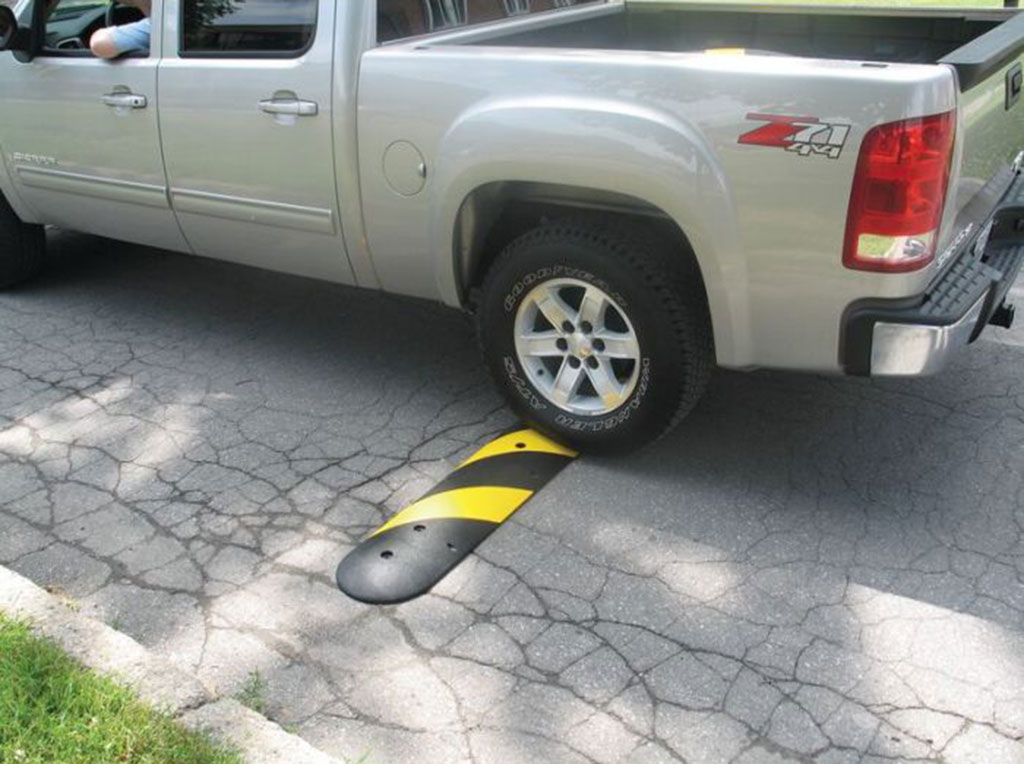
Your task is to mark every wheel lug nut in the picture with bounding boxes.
[556,338,568,352]
[586,356,599,369]
[562,321,575,334]
[580,321,593,334]
[592,339,605,352]
[568,356,581,369]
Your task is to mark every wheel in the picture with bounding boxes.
[0,193,44,290]
[477,218,713,454]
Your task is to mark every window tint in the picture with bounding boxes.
[181,0,317,57]
[378,0,600,43]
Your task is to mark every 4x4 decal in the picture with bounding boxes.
[739,113,850,159]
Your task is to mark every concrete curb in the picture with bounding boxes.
[0,565,343,764]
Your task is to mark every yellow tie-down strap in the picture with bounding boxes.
[336,429,578,604]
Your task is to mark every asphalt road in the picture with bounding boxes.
[1,231,1023,764]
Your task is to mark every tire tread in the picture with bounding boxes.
[478,216,713,451]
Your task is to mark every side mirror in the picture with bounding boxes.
[0,5,30,53]
[0,6,16,50]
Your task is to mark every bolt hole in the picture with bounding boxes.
[413,524,426,532]
[380,550,394,560]
[446,542,458,553]
[515,442,527,449]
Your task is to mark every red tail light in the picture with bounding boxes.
[843,111,956,272]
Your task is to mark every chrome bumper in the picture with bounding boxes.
[870,292,989,376]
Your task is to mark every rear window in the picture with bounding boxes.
[379,0,600,43]
[182,0,318,57]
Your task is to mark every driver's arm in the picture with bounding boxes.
[89,28,119,58]
[90,18,150,59]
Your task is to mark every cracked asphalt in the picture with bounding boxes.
[2,230,1024,764]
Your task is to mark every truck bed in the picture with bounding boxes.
[466,3,1013,75]
[453,2,1024,279]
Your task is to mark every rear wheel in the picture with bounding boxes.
[477,218,713,454]
[0,193,45,289]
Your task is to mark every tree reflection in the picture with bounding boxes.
[184,0,243,31]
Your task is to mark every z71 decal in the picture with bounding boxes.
[739,113,850,160]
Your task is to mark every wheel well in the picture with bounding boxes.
[455,181,708,311]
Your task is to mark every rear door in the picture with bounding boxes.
[158,0,354,283]
[0,0,186,251]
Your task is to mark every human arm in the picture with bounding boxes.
[90,17,150,59]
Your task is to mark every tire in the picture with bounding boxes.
[477,217,713,454]
[0,192,45,289]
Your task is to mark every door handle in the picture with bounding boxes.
[258,98,318,117]
[102,92,147,109]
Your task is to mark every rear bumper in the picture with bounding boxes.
[841,178,1024,377]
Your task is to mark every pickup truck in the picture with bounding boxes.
[1,0,1023,453]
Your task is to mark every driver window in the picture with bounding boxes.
[41,0,147,56]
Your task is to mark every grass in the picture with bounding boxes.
[0,614,242,764]
[232,670,269,716]
[695,0,1005,5]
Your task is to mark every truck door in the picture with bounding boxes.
[0,0,187,252]
[158,0,353,284]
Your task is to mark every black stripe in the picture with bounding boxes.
[337,518,498,605]
[419,451,574,501]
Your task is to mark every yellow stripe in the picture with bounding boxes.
[704,47,746,56]
[459,429,577,468]
[371,486,534,537]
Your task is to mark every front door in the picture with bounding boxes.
[0,0,187,251]
[158,0,353,284]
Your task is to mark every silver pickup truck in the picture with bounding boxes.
[1,0,1023,452]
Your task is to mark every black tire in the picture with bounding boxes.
[477,218,713,454]
[0,193,45,289]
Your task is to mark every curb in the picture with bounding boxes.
[0,565,342,764]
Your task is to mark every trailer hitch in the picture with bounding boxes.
[989,301,1016,329]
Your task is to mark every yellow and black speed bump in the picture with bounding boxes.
[335,430,577,605]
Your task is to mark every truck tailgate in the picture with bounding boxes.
[942,13,1024,243]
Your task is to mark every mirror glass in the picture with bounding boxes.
[0,7,15,47]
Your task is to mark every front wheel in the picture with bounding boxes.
[0,193,45,289]
[477,219,713,454]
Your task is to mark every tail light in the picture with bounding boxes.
[843,111,956,272]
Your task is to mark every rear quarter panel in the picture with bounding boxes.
[359,45,956,371]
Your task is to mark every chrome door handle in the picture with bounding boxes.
[258,98,318,117]
[102,92,147,109]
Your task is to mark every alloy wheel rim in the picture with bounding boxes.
[514,278,641,416]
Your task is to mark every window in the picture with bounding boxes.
[41,0,147,56]
[181,0,317,57]
[378,0,600,44]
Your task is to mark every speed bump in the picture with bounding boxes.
[335,430,577,605]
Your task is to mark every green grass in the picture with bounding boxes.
[0,614,242,764]
[233,670,269,716]
[701,0,1004,5]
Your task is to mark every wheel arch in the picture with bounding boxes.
[0,146,39,225]
[449,180,743,366]
[430,99,751,366]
